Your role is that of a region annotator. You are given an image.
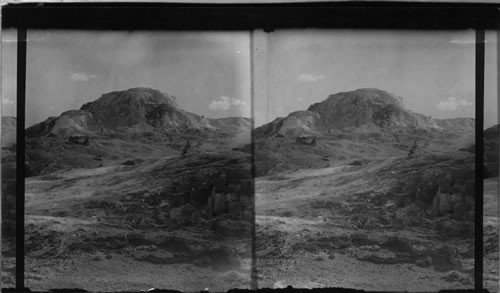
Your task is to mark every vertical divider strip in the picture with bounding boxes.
[16,27,27,291]
[497,26,500,293]
[475,28,485,292]
[250,29,258,290]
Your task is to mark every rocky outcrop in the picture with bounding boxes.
[432,169,474,219]
[161,154,253,225]
[206,172,253,217]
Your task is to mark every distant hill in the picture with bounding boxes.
[1,116,16,148]
[208,117,252,136]
[255,88,474,138]
[20,88,251,177]
[484,124,499,178]
[26,87,251,138]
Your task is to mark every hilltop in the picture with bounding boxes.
[255,88,473,139]
[26,87,250,138]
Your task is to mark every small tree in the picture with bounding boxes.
[408,140,417,157]
[181,140,191,157]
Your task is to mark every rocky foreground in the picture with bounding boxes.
[2,148,255,291]
[254,137,482,290]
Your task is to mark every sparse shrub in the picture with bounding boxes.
[181,140,191,157]
[407,140,417,157]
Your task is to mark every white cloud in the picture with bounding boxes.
[1,39,17,44]
[297,73,325,83]
[209,96,246,111]
[450,39,475,44]
[70,72,97,81]
[2,98,14,105]
[436,97,473,111]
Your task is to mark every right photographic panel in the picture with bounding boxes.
[254,30,477,291]
[483,29,499,293]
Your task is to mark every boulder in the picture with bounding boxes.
[415,256,433,267]
[442,271,473,285]
[350,233,373,246]
[169,203,196,224]
[432,245,461,272]
[68,135,89,146]
[394,203,425,225]
[331,235,352,249]
[383,236,412,253]
[296,136,317,146]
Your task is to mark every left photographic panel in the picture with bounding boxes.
[1,28,18,289]
[23,30,253,291]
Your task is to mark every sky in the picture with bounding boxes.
[2,30,251,127]
[1,29,498,128]
[256,29,497,127]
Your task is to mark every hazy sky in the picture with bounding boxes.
[1,29,498,128]
[2,30,251,127]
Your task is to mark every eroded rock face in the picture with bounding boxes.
[165,155,253,224]
[431,169,474,218]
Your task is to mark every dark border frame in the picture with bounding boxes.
[2,3,500,30]
[3,3,496,292]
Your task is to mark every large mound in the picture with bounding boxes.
[256,88,471,138]
[26,88,217,137]
[308,88,439,130]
